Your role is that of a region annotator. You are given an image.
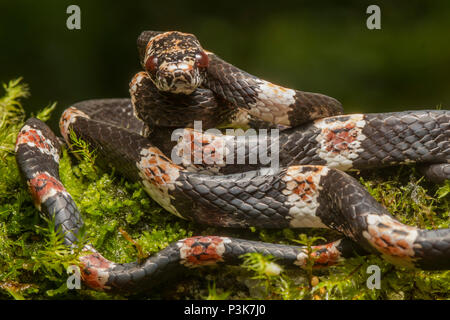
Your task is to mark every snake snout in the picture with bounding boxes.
[157,65,201,94]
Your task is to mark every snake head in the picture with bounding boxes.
[143,31,209,95]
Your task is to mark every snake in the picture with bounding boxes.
[15,31,450,293]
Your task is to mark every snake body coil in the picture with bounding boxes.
[15,31,450,293]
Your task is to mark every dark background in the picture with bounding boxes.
[1,0,449,130]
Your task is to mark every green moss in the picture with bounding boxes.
[0,79,448,300]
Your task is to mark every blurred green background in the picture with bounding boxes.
[1,0,449,131]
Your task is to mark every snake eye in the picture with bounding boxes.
[145,55,158,74]
[195,51,209,69]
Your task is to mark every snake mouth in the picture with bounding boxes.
[156,68,202,95]
[171,79,196,94]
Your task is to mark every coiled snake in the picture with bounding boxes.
[15,31,450,293]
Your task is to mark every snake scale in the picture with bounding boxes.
[15,31,450,293]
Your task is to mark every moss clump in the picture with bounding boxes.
[0,78,449,300]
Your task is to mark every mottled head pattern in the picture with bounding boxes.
[144,31,209,94]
